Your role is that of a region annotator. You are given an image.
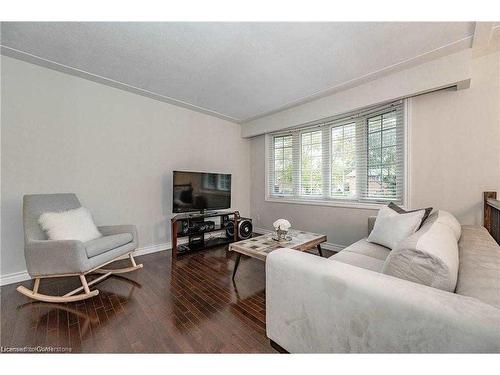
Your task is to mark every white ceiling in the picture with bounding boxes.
[1,22,475,122]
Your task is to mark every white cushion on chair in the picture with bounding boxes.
[39,207,102,242]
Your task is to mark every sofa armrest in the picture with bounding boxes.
[25,240,89,276]
[98,224,138,243]
[266,248,500,353]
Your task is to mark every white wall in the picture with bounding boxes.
[1,56,250,279]
[410,51,500,224]
[2,49,499,279]
[242,49,472,138]
[249,51,500,248]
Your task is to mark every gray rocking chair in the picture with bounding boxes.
[17,193,143,303]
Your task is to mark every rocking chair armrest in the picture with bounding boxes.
[25,239,89,276]
[97,225,138,242]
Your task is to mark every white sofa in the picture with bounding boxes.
[266,212,500,353]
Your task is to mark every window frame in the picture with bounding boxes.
[265,99,410,210]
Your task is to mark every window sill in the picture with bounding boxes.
[264,196,387,210]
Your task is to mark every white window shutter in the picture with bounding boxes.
[267,100,405,205]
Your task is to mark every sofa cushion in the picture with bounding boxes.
[84,233,133,258]
[455,225,500,309]
[329,239,391,273]
[382,210,459,292]
[367,206,425,249]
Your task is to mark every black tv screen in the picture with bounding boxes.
[172,171,231,213]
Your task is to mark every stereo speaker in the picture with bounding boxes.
[225,221,235,238]
[225,217,252,240]
[237,218,253,240]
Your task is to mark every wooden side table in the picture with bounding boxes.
[228,229,326,279]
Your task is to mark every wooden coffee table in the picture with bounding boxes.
[228,229,327,280]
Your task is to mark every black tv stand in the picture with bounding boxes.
[188,210,218,216]
[171,210,239,261]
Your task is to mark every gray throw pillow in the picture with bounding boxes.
[388,202,432,229]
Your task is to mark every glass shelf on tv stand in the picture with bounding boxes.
[172,210,235,221]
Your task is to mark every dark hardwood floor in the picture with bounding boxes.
[1,241,330,353]
[1,244,275,353]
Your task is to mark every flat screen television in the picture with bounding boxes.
[172,171,232,213]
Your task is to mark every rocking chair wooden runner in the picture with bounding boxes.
[17,193,143,303]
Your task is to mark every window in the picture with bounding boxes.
[272,135,293,195]
[331,122,356,198]
[300,130,322,196]
[367,112,397,199]
[267,101,405,205]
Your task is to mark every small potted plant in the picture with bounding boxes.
[273,219,291,241]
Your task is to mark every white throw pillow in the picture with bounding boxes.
[38,207,102,242]
[367,206,425,249]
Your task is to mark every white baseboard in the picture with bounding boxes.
[253,227,345,253]
[134,242,171,257]
[0,270,31,286]
[0,242,172,286]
